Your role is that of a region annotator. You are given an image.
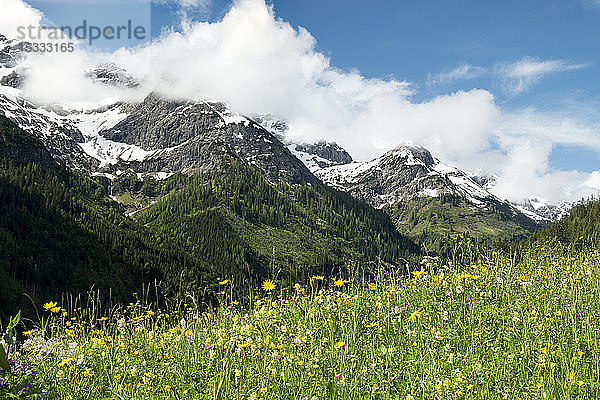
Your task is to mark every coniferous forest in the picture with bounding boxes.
[0,115,420,321]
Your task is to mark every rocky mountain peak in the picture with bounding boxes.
[0,39,27,69]
[85,63,139,88]
[382,143,436,168]
[514,196,574,223]
[0,68,25,89]
[470,170,498,190]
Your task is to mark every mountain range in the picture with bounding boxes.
[0,34,576,317]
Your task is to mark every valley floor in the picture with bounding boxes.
[1,239,599,399]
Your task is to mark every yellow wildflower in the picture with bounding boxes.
[262,280,276,291]
[412,269,427,278]
[334,279,349,288]
[408,309,422,322]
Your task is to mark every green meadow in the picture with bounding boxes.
[2,238,599,399]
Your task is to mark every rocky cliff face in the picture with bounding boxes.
[84,63,139,88]
[0,90,95,168]
[316,144,499,209]
[0,68,25,89]
[294,141,353,167]
[253,114,353,172]
[94,93,317,184]
[0,35,27,69]
[514,197,574,223]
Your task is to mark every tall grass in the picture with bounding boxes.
[1,239,599,399]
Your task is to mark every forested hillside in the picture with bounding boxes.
[526,196,600,245]
[136,161,419,284]
[389,194,539,254]
[0,115,419,321]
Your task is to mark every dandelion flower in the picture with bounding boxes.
[219,279,229,285]
[334,279,349,288]
[334,341,345,349]
[408,309,422,322]
[262,280,276,291]
[43,301,57,310]
[412,269,427,278]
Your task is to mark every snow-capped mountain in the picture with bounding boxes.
[470,170,498,191]
[85,63,139,88]
[0,34,27,69]
[0,54,316,185]
[467,170,573,223]
[314,143,511,209]
[247,114,567,226]
[0,35,565,231]
[254,114,353,172]
[514,197,574,224]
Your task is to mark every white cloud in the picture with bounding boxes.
[464,109,600,203]
[426,63,486,88]
[496,57,586,95]
[4,0,600,203]
[0,0,43,39]
[585,171,600,191]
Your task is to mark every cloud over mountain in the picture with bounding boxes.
[2,0,600,203]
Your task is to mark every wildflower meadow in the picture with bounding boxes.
[1,239,599,399]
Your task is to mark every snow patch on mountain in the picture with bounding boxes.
[316,143,502,209]
[514,197,574,223]
[85,63,139,88]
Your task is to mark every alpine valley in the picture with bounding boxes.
[0,34,571,319]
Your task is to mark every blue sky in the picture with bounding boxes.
[8,0,600,201]
[147,0,600,172]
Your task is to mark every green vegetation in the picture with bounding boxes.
[388,194,538,254]
[136,161,418,285]
[0,159,206,322]
[527,197,600,245]
[2,239,599,399]
[2,112,600,398]
[0,116,418,322]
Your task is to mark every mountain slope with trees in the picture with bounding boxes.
[0,115,419,320]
